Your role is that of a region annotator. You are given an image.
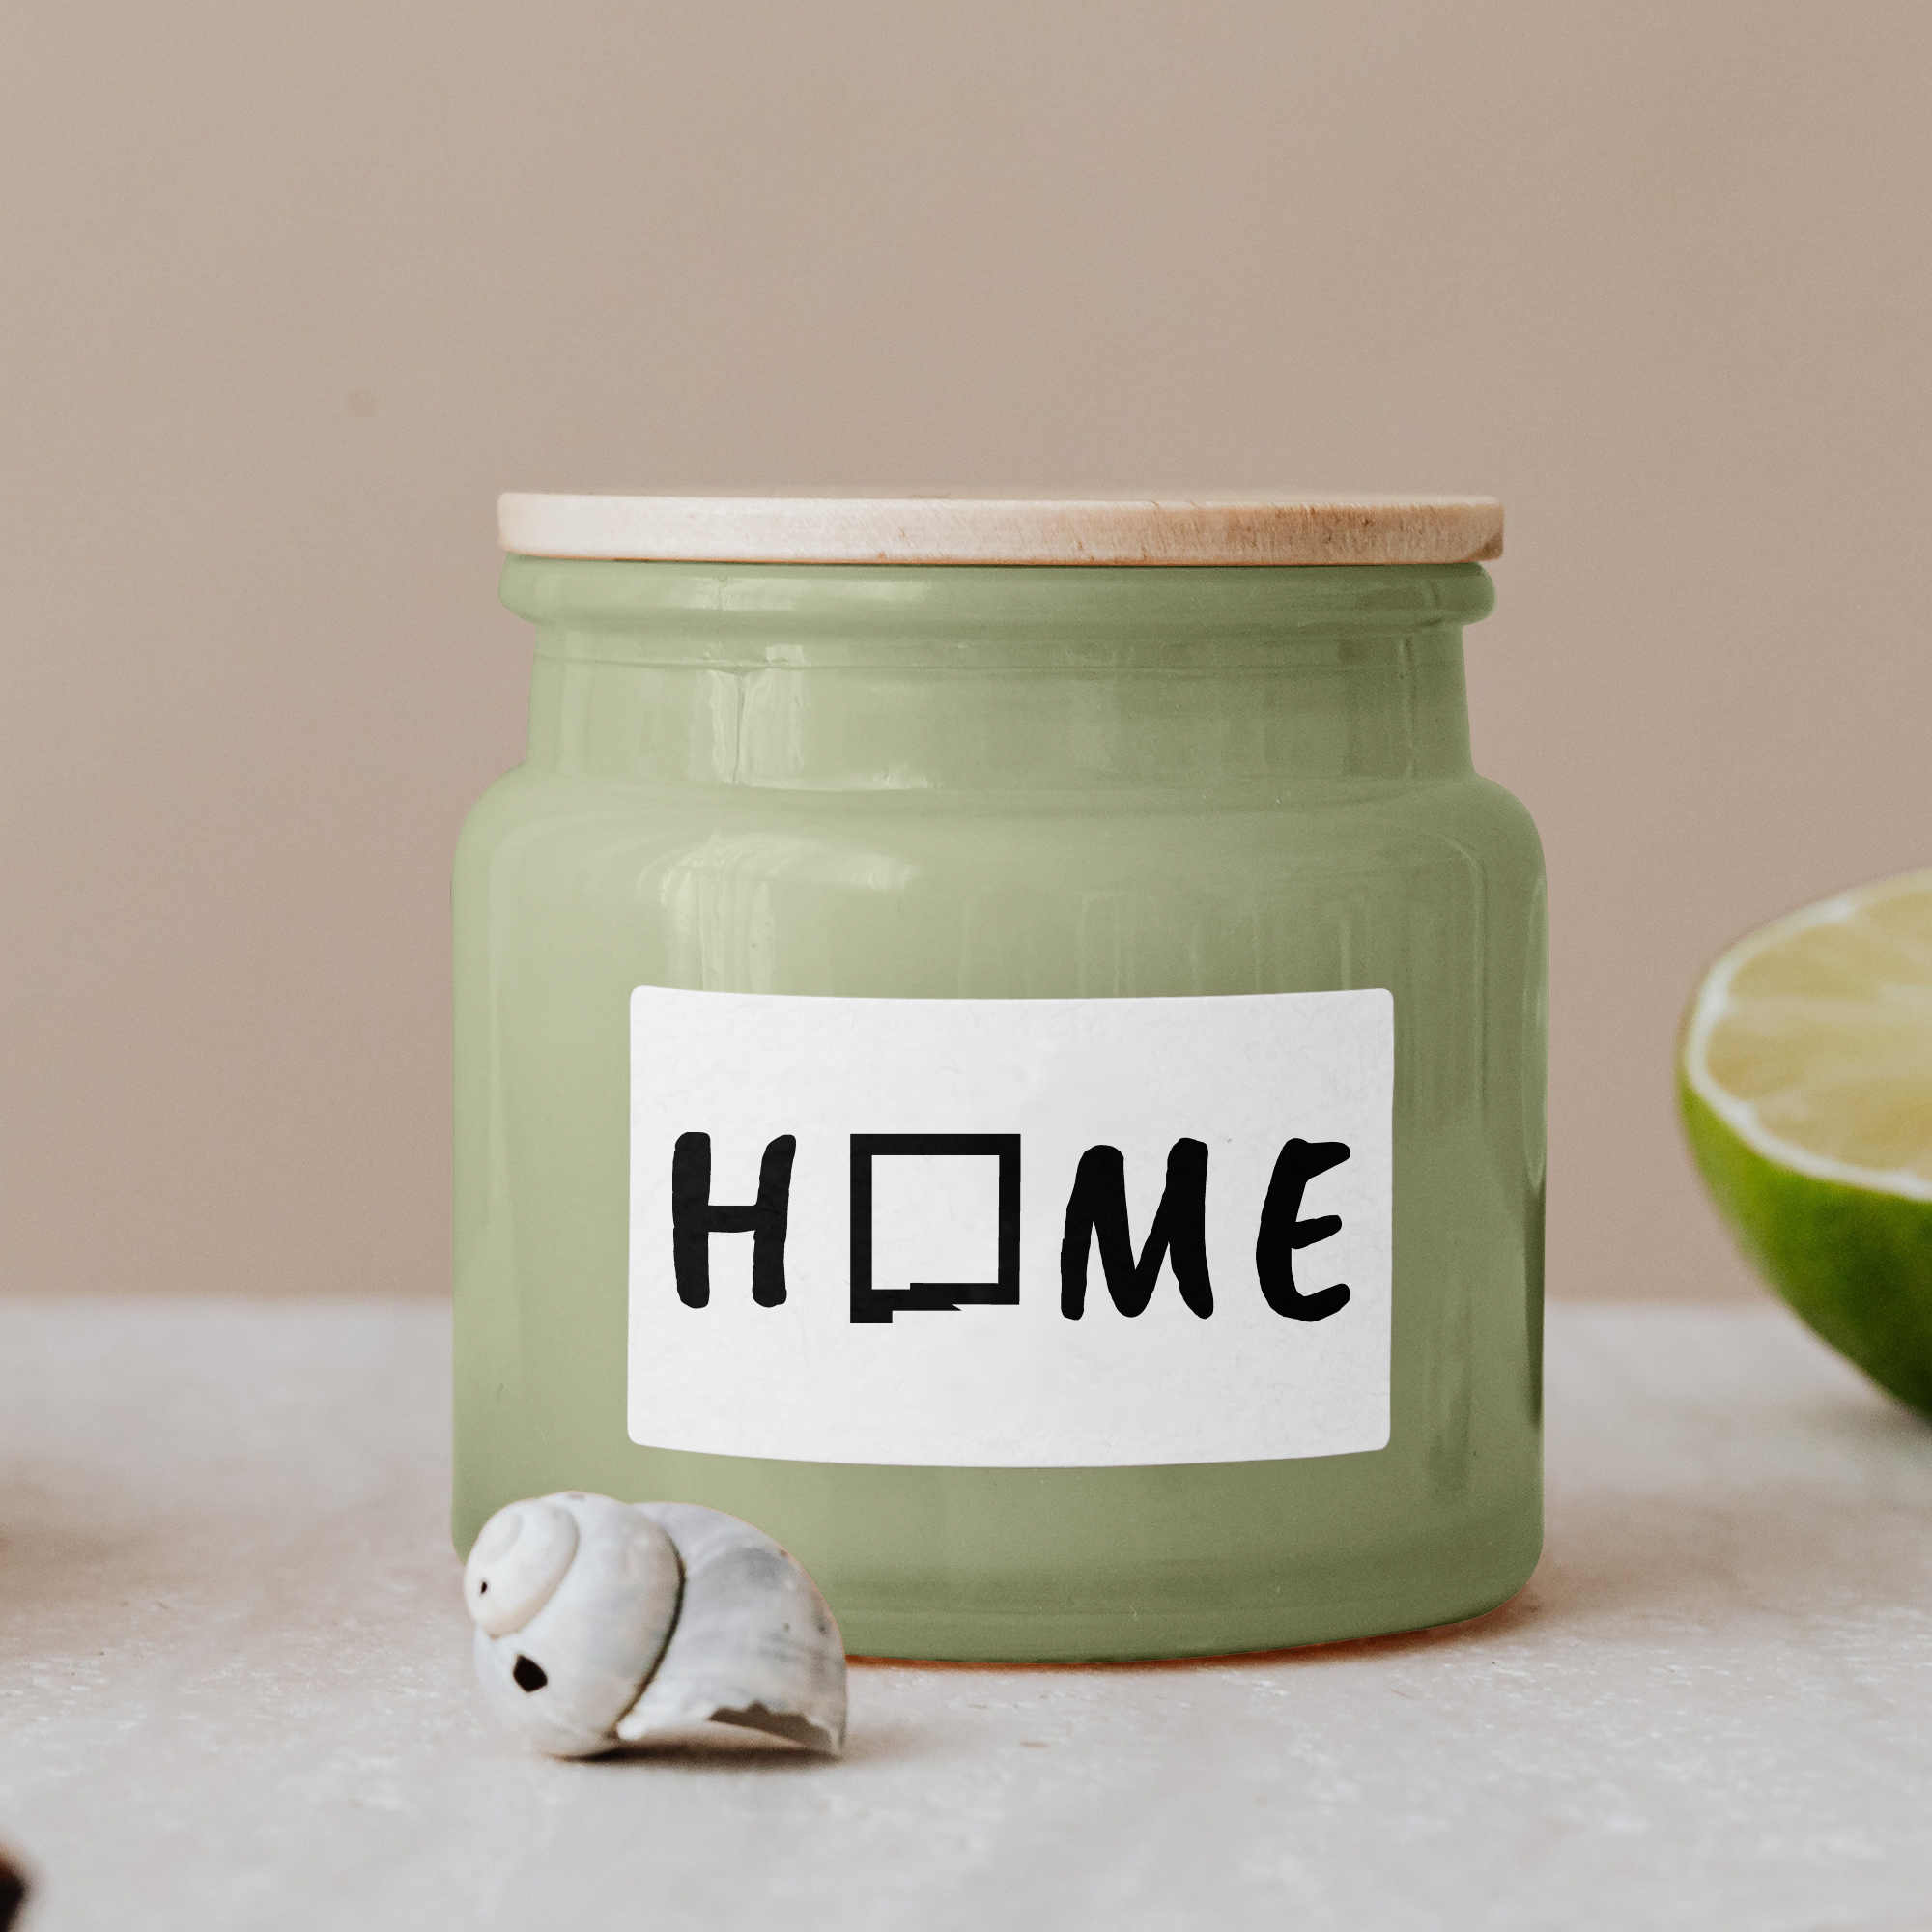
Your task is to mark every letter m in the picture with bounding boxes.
[1060,1140,1213,1319]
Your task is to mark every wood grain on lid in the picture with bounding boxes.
[497,494,1502,565]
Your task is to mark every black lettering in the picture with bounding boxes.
[1256,1138,1350,1321]
[671,1131,796,1308]
[849,1135,1022,1324]
[1060,1139,1213,1319]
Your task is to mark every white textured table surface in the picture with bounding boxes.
[1,1303,1929,1932]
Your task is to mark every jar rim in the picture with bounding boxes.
[497,493,1502,567]
[499,556,1496,648]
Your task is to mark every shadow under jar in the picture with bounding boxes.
[454,495,1547,1662]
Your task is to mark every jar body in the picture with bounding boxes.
[455,561,1547,1660]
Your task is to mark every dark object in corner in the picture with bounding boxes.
[0,1848,26,1929]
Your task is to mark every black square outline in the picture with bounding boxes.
[849,1134,1022,1324]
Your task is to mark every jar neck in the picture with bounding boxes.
[503,559,1492,794]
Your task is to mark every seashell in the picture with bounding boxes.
[616,1502,846,1755]
[464,1492,845,1758]
[465,1495,580,1636]
[468,1492,681,1758]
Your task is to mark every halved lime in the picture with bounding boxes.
[1680,869,1932,1417]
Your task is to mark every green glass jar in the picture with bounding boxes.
[455,495,1546,1662]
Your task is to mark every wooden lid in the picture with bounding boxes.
[497,494,1502,565]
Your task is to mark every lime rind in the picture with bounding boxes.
[1680,1076,1932,1417]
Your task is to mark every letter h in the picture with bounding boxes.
[671,1132,796,1308]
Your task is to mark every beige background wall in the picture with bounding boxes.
[2,1,1927,1300]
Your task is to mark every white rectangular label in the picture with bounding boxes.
[628,988,1392,1467]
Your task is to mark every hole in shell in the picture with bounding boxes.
[512,1655,549,1693]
